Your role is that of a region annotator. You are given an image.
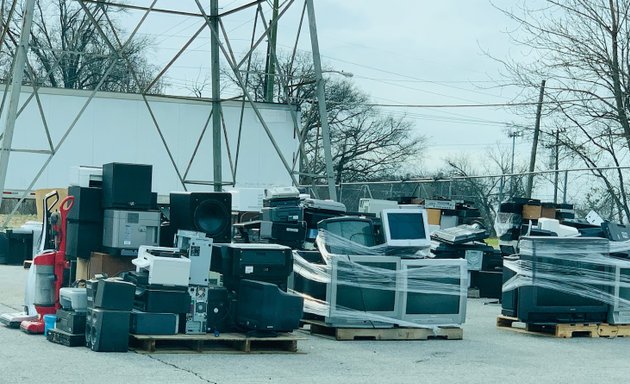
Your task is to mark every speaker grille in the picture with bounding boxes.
[194,199,230,235]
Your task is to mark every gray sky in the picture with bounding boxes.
[131,1,535,173]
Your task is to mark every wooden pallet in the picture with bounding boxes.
[496,315,630,338]
[304,320,463,341]
[129,332,306,354]
[593,323,630,338]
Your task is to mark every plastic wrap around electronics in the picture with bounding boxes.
[291,230,468,329]
[494,212,520,238]
[503,236,630,309]
[315,229,431,258]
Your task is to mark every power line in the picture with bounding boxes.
[365,96,615,109]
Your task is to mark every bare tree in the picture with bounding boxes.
[495,0,630,221]
[1,0,162,93]
[224,53,426,186]
[441,146,528,234]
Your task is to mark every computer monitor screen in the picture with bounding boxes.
[336,260,398,311]
[326,255,401,327]
[318,217,375,248]
[400,259,467,325]
[381,208,430,247]
[404,268,460,315]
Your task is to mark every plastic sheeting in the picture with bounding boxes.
[290,229,468,329]
[494,212,520,238]
[503,236,630,308]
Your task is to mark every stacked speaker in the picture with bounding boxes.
[169,192,233,244]
[101,163,160,256]
[260,189,306,248]
[66,185,104,260]
[85,278,135,352]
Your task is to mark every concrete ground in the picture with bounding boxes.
[1,264,630,384]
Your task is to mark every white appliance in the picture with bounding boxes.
[133,246,191,287]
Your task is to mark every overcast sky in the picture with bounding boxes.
[130,0,537,173]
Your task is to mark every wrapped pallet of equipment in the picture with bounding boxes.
[290,230,468,330]
[501,236,630,324]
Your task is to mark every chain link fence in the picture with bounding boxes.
[303,167,630,230]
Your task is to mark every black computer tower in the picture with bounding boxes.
[206,285,234,333]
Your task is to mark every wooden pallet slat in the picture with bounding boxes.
[597,323,630,338]
[495,315,628,338]
[304,320,463,341]
[129,332,305,354]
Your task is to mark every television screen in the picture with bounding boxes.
[517,236,610,323]
[336,260,398,312]
[326,255,401,327]
[404,265,461,315]
[319,218,375,247]
[400,259,467,325]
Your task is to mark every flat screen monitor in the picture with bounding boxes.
[400,259,467,325]
[381,208,430,248]
[517,237,610,324]
[326,255,401,328]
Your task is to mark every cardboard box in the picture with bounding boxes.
[541,206,556,219]
[522,204,542,220]
[75,252,134,281]
[35,188,68,221]
[427,208,442,225]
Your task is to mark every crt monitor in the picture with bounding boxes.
[317,216,376,254]
[326,255,401,328]
[610,256,630,324]
[236,279,304,332]
[516,237,611,324]
[400,258,467,325]
[381,208,430,248]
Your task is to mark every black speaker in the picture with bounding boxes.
[66,221,103,260]
[86,308,130,352]
[102,162,153,210]
[68,186,103,222]
[169,192,232,243]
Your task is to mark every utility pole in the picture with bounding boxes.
[210,0,222,191]
[553,129,560,203]
[305,0,337,201]
[0,0,36,209]
[264,0,279,102]
[525,79,546,198]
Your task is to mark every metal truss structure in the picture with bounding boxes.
[0,0,338,225]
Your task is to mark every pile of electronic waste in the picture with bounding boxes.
[495,197,630,325]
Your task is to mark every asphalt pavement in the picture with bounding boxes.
[1,264,629,384]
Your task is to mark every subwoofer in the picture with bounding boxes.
[169,192,232,243]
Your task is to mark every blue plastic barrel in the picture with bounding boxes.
[43,314,56,336]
